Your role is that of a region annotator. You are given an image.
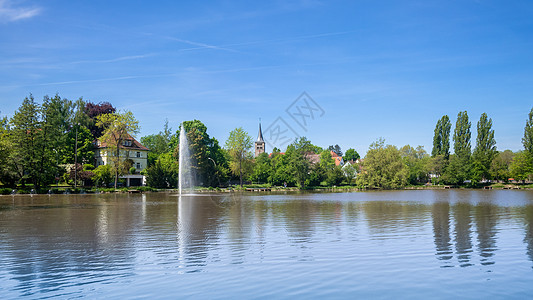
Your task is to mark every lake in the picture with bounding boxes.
[1,190,533,299]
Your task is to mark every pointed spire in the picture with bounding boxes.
[257,119,264,142]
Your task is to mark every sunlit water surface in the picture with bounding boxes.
[1,190,533,299]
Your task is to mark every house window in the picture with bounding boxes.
[123,140,132,147]
[136,152,141,158]
[136,163,141,169]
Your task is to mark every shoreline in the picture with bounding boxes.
[1,184,532,196]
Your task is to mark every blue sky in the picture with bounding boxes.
[1,0,532,154]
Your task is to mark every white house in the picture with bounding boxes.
[95,134,149,187]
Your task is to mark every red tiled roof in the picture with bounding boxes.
[96,134,149,151]
[268,152,285,158]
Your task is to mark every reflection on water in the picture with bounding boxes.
[453,202,473,267]
[1,190,533,298]
[433,201,452,265]
[522,205,533,267]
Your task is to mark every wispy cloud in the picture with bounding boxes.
[69,54,156,65]
[160,35,242,53]
[0,0,41,23]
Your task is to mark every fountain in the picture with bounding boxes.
[178,124,194,195]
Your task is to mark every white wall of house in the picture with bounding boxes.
[95,148,148,172]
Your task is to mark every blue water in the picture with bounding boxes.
[1,190,533,299]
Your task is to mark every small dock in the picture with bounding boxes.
[246,188,271,192]
[127,189,142,193]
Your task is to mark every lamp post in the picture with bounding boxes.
[53,148,59,187]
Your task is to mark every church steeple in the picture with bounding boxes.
[257,122,264,142]
[255,120,265,157]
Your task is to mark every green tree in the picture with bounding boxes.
[145,152,179,188]
[472,113,497,181]
[523,107,533,154]
[305,150,333,187]
[42,94,75,156]
[306,163,324,187]
[92,164,112,187]
[325,166,345,186]
[316,150,344,186]
[490,150,514,181]
[250,152,272,184]
[328,144,343,156]
[510,151,533,181]
[9,95,55,188]
[141,119,173,166]
[449,111,472,183]
[269,148,294,186]
[0,116,17,186]
[343,148,360,162]
[401,145,430,184]
[73,97,91,130]
[286,137,314,188]
[453,111,472,159]
[96,110,140,189]
[432,115,451,158]
[512,108,533,182]
[342,163,358,185]
[356,139,408,189]
[441,154,471,185]
[225,127,253,187]
[320,150,335,170]
[428,155,447,183]
[64,125,94,165]
[174,120,228,187]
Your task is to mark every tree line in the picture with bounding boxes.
[2,94,532,190]
[141,119,363,189]
[154,109,532,189]
[0,94,139,190]
[425,110,533,185]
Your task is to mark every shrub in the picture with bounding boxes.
[0,188,13,195]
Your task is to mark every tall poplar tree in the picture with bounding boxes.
[523,107,533,155]
[453,111,471,159]
[443,111,472,185]
[432,118,442,157]
[432,115,451,158]
[472,113,497,180]
[510,107,533,181]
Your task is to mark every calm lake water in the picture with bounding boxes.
[1,190,533,299]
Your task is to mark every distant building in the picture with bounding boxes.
[95,134,149,187]
[255,122,265,157]
[305,151,345,166]
[330,151,344,166]
[306,153,320,164]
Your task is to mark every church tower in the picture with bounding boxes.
[255,121,265,157]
